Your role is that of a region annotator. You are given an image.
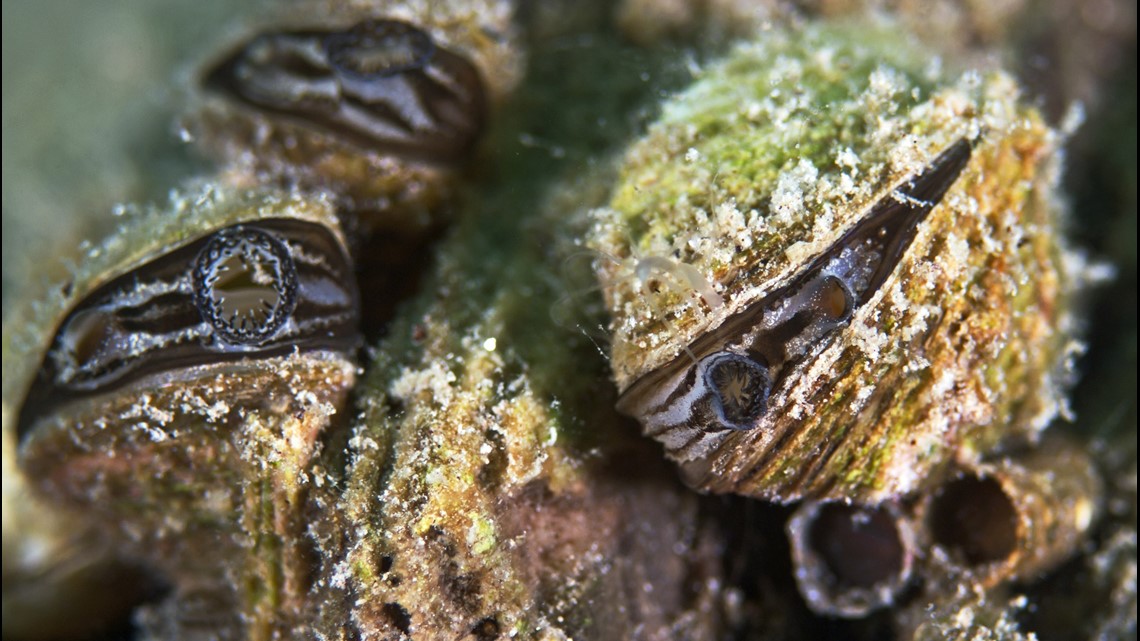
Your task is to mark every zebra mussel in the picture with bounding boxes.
[2,4,1127,639]
[590,22,1086,505]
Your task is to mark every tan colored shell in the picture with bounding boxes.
[589,22,1087,503]
[3,184,358,639]
[787,499,918,617]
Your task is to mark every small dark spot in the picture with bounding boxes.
[382,602,411,634]
[296,535,320,595]
[441,562,482,613]
[472,616,500,640]
[477,429,508,490]
[378,554,394,574]
[425,525,449,548]
[411,324,427,342]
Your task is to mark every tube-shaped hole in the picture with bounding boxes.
[928,475,1018,566]
[787,500,915,618]
[808,503,904,589]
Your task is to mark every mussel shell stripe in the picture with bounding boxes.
[617,139,973,461]
[202,18,486,164]
[16,219,360,441]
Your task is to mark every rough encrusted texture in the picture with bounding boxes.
[2,3,1135,640]
[890,429,1135,640]
[896,584,1040,641]
[3,185,357,640]
[589,21,1087,502]
[2,426,152,640]
[304,221,733,638]
[288,28,738,639]
[1010,431,1138,641]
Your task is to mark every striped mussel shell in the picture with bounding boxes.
[588,21,1086,503]
[6,183,360,526]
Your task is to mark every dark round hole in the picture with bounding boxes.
[928,475,1018,565]
[817,275,855,323]
[381,602,411,634]
[472,616,500,640]
[807,503,904,589]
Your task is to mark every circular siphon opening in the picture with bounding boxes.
[703,352,771,429]
[193,227,297,345]
[817,275,855,323]
[928,475,1018,566]
[808,503,904,589]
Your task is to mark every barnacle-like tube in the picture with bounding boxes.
[918,439,1102,589]
[202,18,486,163]
[787,500,917,618]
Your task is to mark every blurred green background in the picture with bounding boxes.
[2,0,254,313]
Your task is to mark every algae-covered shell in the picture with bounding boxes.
[3,184,360,638]
[589,22,1083,503]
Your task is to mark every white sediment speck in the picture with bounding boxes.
[770,159,819,225]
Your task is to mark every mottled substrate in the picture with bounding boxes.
[303,33,734,640]
[2,425,155,640]
[589,21,1089,502]
[2,5,1134,641]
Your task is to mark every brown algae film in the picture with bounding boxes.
[589,21,1085,503]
